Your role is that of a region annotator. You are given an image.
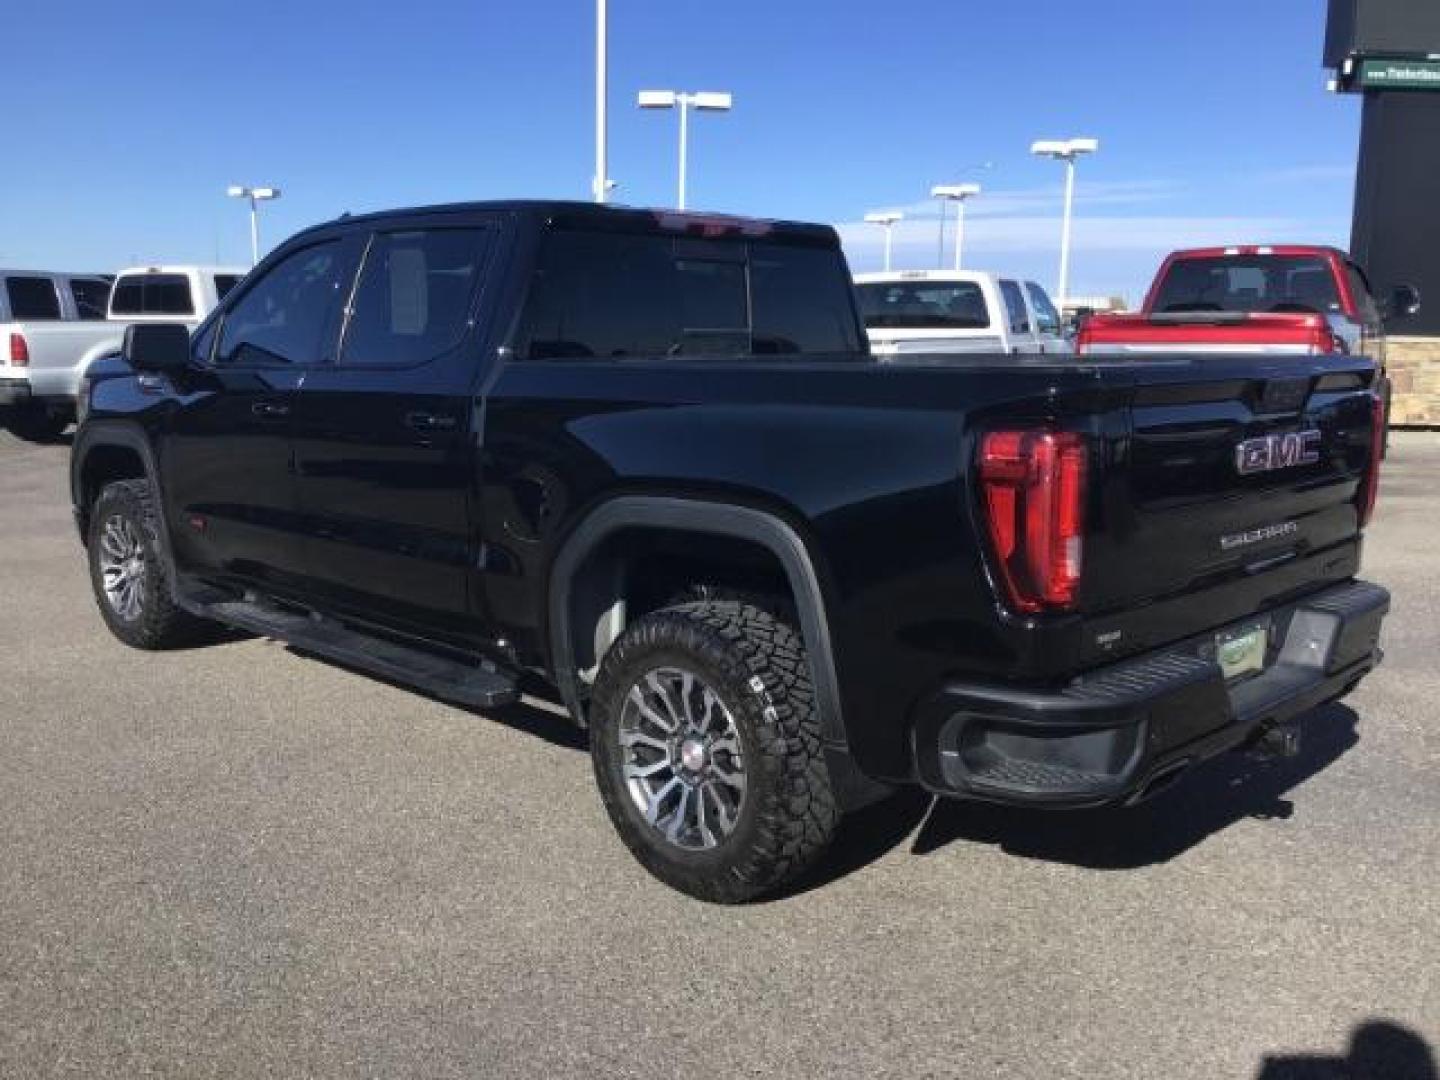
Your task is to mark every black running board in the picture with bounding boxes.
[179,589,519,710]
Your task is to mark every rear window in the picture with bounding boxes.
[1152,255,1342,315]
[856,281,990,330]
[68,278,112,320]
[214,274,243,301]
[110,273,195,316]
[6,276,62,320]
[518,229,861,360]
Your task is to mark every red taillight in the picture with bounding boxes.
[1301,317,1348,355]
[1358,393,1385,527]
[979,429,1088,613]
[9,333,29,367]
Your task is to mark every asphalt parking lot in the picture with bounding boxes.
[1,427,1437,1079]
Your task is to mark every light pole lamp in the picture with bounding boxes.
[226,185,281,267]
[638,90,733,210]
[863,211,904,272]
[931,183,981,271]
[1030,137,1099,307]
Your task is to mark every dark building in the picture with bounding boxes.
[1326,0,1440,337]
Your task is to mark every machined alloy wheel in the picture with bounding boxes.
[98,514,148,621]
[620,666,747,851]
[589,599,840,903]
[87,479,213,650]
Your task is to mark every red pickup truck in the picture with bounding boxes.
[1076,245,1418,362]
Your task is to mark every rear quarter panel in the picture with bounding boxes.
[480,358,1118,779]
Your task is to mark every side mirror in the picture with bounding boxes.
[1387,283,1421,320]
[122,323,191,374]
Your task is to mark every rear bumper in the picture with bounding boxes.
[0,378,32,407]
[912,580,1389,807]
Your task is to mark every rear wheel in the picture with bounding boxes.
[5,403,70,443]
[589,599,839,902]
[87,479,211,650]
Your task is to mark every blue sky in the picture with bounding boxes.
[3,0,1356,301]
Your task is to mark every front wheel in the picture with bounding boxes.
[589,599,839,903]
[87,479,212,650]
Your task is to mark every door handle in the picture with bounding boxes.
[251,401,290,419]
[405,411,457,432]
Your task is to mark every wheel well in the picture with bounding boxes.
[564,527,794,688]
[77,444,147,540]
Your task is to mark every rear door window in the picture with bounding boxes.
[999,280,1030,335]
[6,276,62,320]
[109,273,196,316]
[338,228,492,367]
[68,278,112,320]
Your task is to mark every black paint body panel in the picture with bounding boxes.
[73,201,1387,787]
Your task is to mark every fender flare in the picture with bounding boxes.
[547,496,846,747]
[70,421,167,547]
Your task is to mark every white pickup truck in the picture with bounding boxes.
[1,264,244,441]
[854,270,1071,357]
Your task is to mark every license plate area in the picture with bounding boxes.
[1214,621,1269,682]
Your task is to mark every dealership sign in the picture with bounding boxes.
[1358,58,1440,90]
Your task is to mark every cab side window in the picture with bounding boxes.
[1025,282,1062,335]
[216,241,350,367]
[1000,280,1031,335]
[1346,263,1381,324]
[6,276,62,320]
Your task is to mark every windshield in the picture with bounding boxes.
[856,281,990,329]
[1151,255,1342,315]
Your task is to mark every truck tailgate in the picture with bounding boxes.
[1079,311,1332,355]
[1076,354,1378,662]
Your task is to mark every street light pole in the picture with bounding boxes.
[226,185,281,267]
[677,95,689,210]
[1030,138,1099,307]
[594,0,608,203]
[638,90,732,210]
[864,211,903,271]
[1058,155,1076,306]
[931,184,981,271]
[248,197,259,266]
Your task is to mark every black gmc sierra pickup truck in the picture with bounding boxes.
[71,201,1390,901]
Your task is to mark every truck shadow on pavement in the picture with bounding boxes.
[1256,1019,1437,1080]
[786,703,1360,895]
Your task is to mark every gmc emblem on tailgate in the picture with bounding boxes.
[1235,430,1322,475]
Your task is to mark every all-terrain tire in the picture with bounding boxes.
[589,599,839,903]
[87,479,212,650]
